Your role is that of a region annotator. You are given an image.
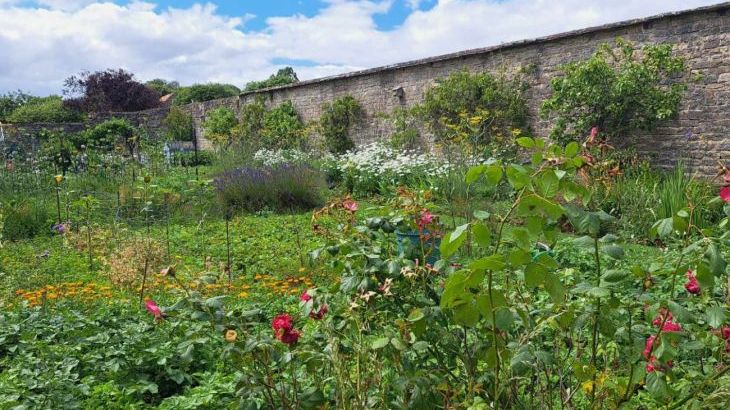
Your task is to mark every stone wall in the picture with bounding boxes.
[5,2,729,176]
[238,2,730,176]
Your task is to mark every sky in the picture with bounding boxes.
[0,0,722,95]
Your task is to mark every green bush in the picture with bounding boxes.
[234,99,305,150]
[173,150,214,167]
[202,108,238,148]
[83,118,138,155]
[0,90,36,122]
[319,95,362,154]
[173,83,240,106]
[2,201,50,241]
[542,38,686,143]
[243,67,299,92]
[261,101,305,149]
[417,69,528,154]
[6,96,83,124]
[163,108,194,142]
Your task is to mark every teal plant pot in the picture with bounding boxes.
[395,230,441,265]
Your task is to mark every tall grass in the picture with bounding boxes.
[596,161,722,242]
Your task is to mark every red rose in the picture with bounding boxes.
[309,304,329,320]
[300,290,312,302]
[272,313,293,338]
[684,270,700,295]
[280,329,300,345]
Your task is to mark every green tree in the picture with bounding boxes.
[145,79,179,95]
[6,96,84,124]
[173,83,240,105]
[244,67,299,92]
[0,90,37,122]
[541,38,686,143]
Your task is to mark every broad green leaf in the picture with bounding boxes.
[465,165,486,184]
[472,223,492,248]
[565,141,580,157]
[516,137,535,148]
[706,306,726,328]
[371,337,390,350]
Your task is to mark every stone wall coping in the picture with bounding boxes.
[239,1,730,96]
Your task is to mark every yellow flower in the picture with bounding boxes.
[54,175,64,184]
[224,329,237,343]
[298,267,306,273]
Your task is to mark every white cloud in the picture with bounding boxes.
[0,0,721,95]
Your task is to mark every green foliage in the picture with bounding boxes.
[542,38,687,143]
[234,99,305,150]
[172,83,240,106]
[2,200,50,241]
[83,118,138,154]
[385,107,420,149]
[5,95,83,124]
[319,95,362,154]
[417,69,529,154]
[0,90,36,122]
[243,67,299,92]
[163,107,194,142]
[261,100,305,149]
[145,78,180,95]
[173,150,214,167]
[202,107,238,148]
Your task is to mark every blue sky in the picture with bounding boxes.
[0,0,720,94]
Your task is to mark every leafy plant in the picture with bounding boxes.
[2,200,50,241]
[244,67,299,92]
[63,68,161,113]
[173,83,240,106]
[5,95,83,124]
[163,108,194,142]
[202,108,238,149]
[319,95,362,154]
[417,69,529,156]
[542,38,686,143]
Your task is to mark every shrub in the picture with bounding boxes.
[106,238,165,290]
[163,108,194,142]
[0,90,37,122]
[319,95,362,154]
[213,164,326,213]
[417,69,529,155]
[6,96,84,124]
[173,83,240,105]
[145,79,179,95]
[2,201,50,241]
[173,150,214,167]
[234,99,305,150]
[542,38,686,143]
[261,101,305,149]
[83,118,138,155]
[385,107,420,150]
[202,108,238,148]
[37,129,81,174]
[63,69,160,113]
[244,67,299,92]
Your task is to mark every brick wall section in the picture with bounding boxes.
[6,2,729,176]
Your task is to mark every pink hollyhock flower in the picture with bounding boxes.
[662,321,682,333]
[309,304,329,320]
[684,270,700,295]
[280,328,301,345]
[342,199,358,212]
[272,313,293,338]
[645,357,657,373]
[652,309,673,327]
[144,299,163,321]
[721,326,730,340]
[586,127,598,145]
[300,290,312,302]
[643,335,657,359]
[720,186,730,203]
